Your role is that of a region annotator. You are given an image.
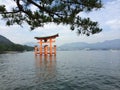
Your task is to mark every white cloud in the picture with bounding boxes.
[0,0,17,11]
[105,19,120,30]
[0,0,120,46]
[77,0,120,40]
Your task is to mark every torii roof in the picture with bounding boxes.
[35,34,59,40]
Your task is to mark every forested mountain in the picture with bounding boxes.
[0,35,33,53]
[0,35,13,45]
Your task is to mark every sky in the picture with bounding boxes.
[0,0,120,46]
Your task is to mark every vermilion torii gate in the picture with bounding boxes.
[34,34,59,55]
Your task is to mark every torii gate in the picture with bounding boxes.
[34,34,59,55]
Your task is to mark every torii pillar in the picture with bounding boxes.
[34,34,59,56]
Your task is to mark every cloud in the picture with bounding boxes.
[57,0,120,45]
[0,0,17,11]
[0,0,120,46]
[105,19,120,30]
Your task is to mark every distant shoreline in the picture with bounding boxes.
[0,51,23,54]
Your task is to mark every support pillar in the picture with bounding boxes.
[44,45,48,55]
[54,45,56,55]
[49,39,52,55]
[34,46,38,55]
[39,40,42,55]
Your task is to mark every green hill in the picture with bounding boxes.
[0,35,13,45]
[0,35,33,53]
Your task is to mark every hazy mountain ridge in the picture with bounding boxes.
[58,39,120,50]
[24,42,37,47]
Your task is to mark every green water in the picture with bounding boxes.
[0,51,120,90]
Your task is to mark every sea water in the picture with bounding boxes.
[0,51,120,90]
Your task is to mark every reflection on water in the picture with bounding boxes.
[35,55,56,81]
[0,51,120,90]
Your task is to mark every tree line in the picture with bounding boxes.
[0,43,33,53]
